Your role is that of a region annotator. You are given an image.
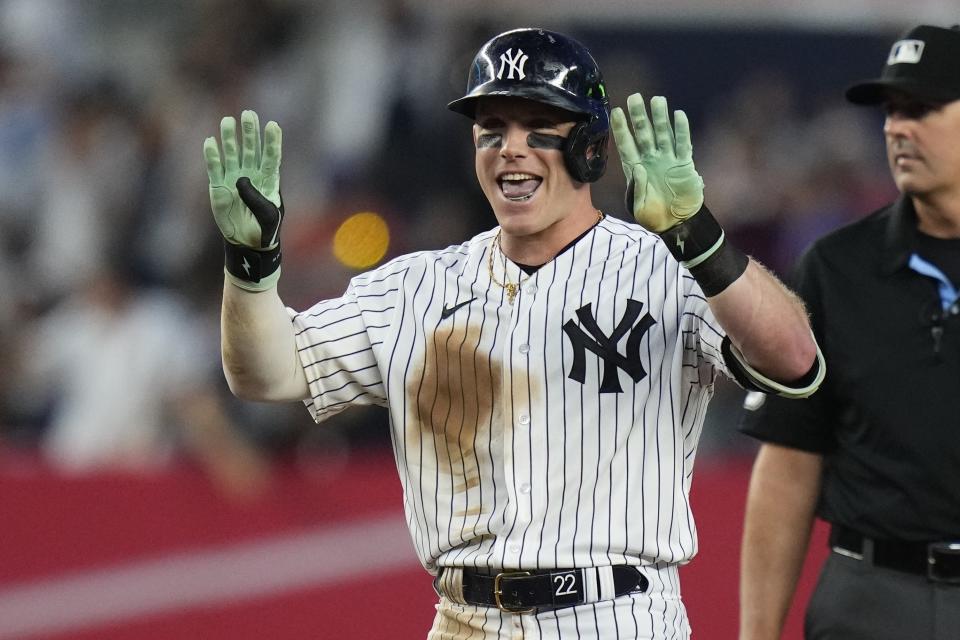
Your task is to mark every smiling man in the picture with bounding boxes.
[469,98,593,264]
[204,27,822,639]
[739,23,960,640]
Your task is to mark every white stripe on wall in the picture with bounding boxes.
[0,514,417,638]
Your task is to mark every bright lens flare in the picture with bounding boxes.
[332,211,390,269]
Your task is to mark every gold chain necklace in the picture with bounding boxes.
[488,231,528,305]
[488,210,604,305]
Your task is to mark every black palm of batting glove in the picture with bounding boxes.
[203,110,284,292]
[228,177,284,288]
[611,94,748,296]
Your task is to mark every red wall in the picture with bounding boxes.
[0,448,826,639]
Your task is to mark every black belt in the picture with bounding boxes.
[830,524,960,583]
[442,566,648,613]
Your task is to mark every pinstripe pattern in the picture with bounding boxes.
[291,216,728,637]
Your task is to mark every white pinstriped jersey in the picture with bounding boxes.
[291,215,731,576]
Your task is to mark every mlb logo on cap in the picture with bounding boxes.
[887,39,924,65]
[846,24,960,105]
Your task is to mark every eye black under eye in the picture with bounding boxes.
[527,132,565,149]
[476,133,502,148]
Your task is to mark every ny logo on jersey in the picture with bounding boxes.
[562,299,656,393]
[497,48,528,80]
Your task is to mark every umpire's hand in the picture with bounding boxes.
[611,94,705,233]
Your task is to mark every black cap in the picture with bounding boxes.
[846,24,960,105]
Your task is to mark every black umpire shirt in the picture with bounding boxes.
[741,196,960,542]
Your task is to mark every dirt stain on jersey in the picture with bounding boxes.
[432,598,488,638]
[453,505,484,517]
[409,320,501,496]
[454,475,481,493]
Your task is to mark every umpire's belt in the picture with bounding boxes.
[830,524,960,584]
[435,565,648,613]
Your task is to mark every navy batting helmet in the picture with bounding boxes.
[448,28,610,183]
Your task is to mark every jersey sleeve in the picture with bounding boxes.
[680,273,731,385]
[290,280,388,423]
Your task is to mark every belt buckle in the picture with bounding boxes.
[493,571,535,613]
[926,542,960,584]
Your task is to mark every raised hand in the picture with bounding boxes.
[203,110,284,291]
[611,94,704,233]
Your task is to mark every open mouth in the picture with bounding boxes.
[498,172,542,201]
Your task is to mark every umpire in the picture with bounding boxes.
[738,24,960,640]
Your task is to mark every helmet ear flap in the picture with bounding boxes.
[563,118,609,183]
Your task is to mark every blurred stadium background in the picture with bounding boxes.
[0,1,953,638]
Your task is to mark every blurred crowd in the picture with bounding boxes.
[0,0,899,488]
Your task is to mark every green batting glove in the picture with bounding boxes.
[613,94,748,296]
[203,110,284,291]
[611,94,704,233]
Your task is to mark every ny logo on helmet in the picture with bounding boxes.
[497,48,528,80]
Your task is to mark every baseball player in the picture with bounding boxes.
[204,28,823,639]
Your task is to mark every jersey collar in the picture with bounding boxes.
[880,195,920,275]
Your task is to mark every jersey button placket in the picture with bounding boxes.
[514,413,533,530]
[506,282,535,562]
